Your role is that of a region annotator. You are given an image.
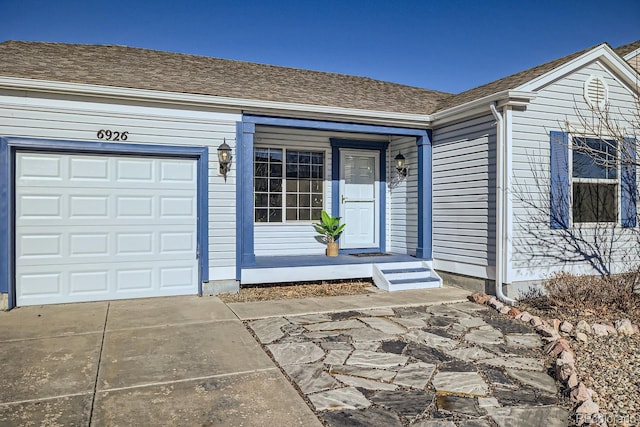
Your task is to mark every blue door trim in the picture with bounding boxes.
[0,137,209,309]
[237,114,433,267]
[330,139,388,254]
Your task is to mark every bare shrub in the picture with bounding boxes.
[538,272,640,322]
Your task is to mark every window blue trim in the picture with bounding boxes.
[243,115,428,137]
[416,132,433,260]
[621,137,637,227]
[0,137,209,309]
[550,131,570,229]
[330,138,388,254]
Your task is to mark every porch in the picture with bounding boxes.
[241,253,442,291]
[236,114,438,290]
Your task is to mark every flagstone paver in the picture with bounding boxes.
[246,302,571,425]
[307,386,371,411]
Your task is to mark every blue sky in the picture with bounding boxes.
[1,0,638,94]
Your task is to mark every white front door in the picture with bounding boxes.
[339,149,379,249]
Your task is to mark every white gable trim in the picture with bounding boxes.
[623,47,640,61]
[0,76,431,128]
[516,44,639,93]
[431,90,536,127]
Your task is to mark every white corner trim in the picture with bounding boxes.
[0,76,432,128]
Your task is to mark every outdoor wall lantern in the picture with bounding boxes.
[394,152,408,178]
[217,139,233,181]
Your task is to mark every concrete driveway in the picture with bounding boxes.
[0,296,320,426]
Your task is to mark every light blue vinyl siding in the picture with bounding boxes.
[511,60,640,280]
[432,115,496,277]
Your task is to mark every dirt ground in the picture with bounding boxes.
[217,279,375,303]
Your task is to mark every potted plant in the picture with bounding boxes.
[312,210,346,257]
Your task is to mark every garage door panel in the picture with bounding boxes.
[18,260,197,305]
[17,226,196,265]
[160,160,196,182]
[17,191,197,226]
[16,152,199,306]
[17,154,62,180]
[69,157,110,181]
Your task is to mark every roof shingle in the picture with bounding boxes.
[0,41,452,115]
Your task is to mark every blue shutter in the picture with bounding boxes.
[550,131,569,229]
[621,137,637,227]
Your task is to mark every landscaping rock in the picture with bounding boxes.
[575,332,589,343]
[614,318,634,335]
[535,323,560,339]
[519,312,533,322]
[570,382,591,403]
[575,320,591,334]
[506,307,521,318]
[544,338,571,357]
[575,399,599,417]
[560,321,574,334]
[591,323,610,337]
[529,316,543,327]
[469,292,490,305]
[567,371,579,388]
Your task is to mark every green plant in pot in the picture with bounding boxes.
[312,210,346,257]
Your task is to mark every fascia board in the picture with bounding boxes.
[623,47,640,61]
[516,45,639,93]
[431,90,536,127]
[0,76,432,128]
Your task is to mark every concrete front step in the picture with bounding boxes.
[389,277,441,285]
[372,261,442,292]
[380,267,430,274]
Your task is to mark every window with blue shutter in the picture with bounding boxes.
[551,131,637,228]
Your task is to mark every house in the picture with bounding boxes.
[0,40,638,309]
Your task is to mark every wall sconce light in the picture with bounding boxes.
[394,152,408,178]
[217,139,232,181]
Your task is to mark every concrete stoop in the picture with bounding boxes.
[373,261,442,291]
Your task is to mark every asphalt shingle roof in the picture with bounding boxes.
[436,44,601,111]
[0,40,451,115]
[615,40,640,58]
[0,40,635,117]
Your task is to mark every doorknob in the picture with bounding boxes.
[341,195,347,204]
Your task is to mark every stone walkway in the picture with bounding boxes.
[247,301,570,426]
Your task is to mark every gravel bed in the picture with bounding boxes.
[518,301,640,426]
[572,334,640,426]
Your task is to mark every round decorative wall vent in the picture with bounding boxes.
[583,75,608,110]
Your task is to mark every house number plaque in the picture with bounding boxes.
[97,129,129,141]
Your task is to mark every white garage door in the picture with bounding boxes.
[15,152,199,306]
